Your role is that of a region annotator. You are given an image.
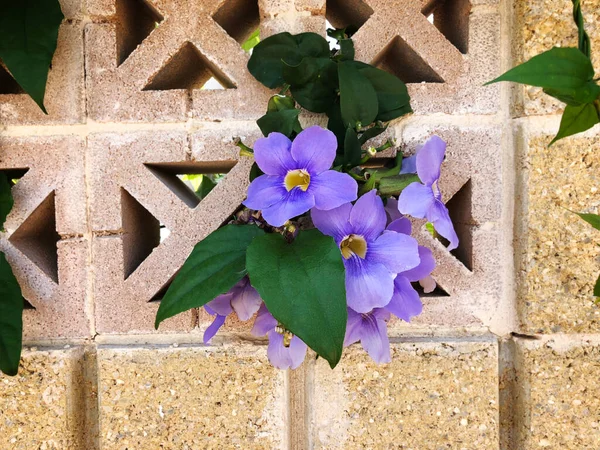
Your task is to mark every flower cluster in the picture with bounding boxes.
[203,127,457,368]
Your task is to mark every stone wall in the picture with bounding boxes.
[0,0,599,448]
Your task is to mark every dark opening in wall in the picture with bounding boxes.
[23,299,36,310]
[422,0,471,54]
[142,42,236,91]
[144,161,236,209]
[115,0,164,66]
[373,36,444,84]
[212,0,260,44]
[326,0,374,30]
[2,168,29,186]
[121,188,161,280]
[9,191,60,284]
[0,63,24,95]
[412,280,450,297]
[435,179,473,271]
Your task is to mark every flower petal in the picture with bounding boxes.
[344,308,363,347]
[203,314,226,344]
[290,126,337,174]
[251,304,277,336]
[231,280,262,321]
[310,171,358,210]
[402,245,436,282]
[206,293,234,316]
[384,197,403,223]
[349,190,386,241]
[367,231,420,274]
[419,275,437,294]
[311,203,353,243]
[345,256,395,313]
[261,189,315,227]
[387,217,412,235]
[267,331,293,369]
[399,154,417,174]
[397,182,435,219]
[386,276,423,322]
[359,313,391,364]
[288,336,308,369]
[416,135,446,186]
[429,200,459,251]
[243,175,287,210]
[254,132,295,176]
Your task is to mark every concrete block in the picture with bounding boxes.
[97,345,286,449]
[310,339,499,449]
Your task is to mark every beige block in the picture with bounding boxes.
[517,132,600,333]
[97,345,286,449]
[0,348,86,450]
[310,340,499,449]
[514,0,600,116]
[515,338,600,449]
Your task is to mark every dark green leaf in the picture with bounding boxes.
[343,127,362,166]
[267,95,296,112]
[290,58,338,113]
[353,62,412,122]
[246,230,347,368]
[155,225,265,328]
[338,39,355,61]
[594,274,600,298]
[486,47,596,100]
[338,61,379,128]
[257,109,302,137]
[0,173,13,231]
[575,212,600,231]
[378,174,420,196]
[195,176,217,200]
[358,124,387,146]
[550,103,600,145]
[543,81,600,106]
[250,162,264,182]
[327,101,346,151]
[248,32,330,88]
[0,252,23,376]
[0,1,64,113]
[282,57,324,86]
[572,0,591,59]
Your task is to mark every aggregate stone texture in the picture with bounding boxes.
[515,338,600,449]
[88,127,259,333]
[514,0,600,116]
[0,348,86,450]
[310,340,499,449]
[0,136,90,339]
[0,0,85,125]
[97,345,286,449]
[517,133,600,333]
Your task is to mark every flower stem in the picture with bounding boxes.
[234,138,254,157]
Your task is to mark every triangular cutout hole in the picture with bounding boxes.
[422,0,471,55]
[143,42,236,91]
[116,0,164,66]
[121,188,163,280]
[0,63,24,95]
[212,0,260,44]
[9,191,60,283]
[412,280,450,297]
[373,36,444,84]
[1,168,29,187]
[23,298,36,310]
[145,161,236,209]
[326,0,374,31]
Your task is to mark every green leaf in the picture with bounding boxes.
[195,176,217,200]
[267,95,296,113]
[290,58,338,113]
[0,252,23,376]
[572,0,591,59]
[550,103,600,145]
[248,32,330,88]
[338,39,355,61]
[338,61,379,129]
[352,62,412,122]
[0,1,64,113]
[155,225,265,328]
[257,109,302,137]
[246,230,347,368]
[358,125,387,146]
[543,82,600,106]
[241,28,260,53]
[0,173,14,231]
[486,47,596,100]
[595,274,600,298]
[377,174,420,196]
[575,212,600,231]
[343,127,362,166]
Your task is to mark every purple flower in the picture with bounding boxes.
[203,277,262,343]
[252,304,307,370]
[344,308,391,363]
[243,126,358,227]
[397,136,459,250]
[312,190,421,313]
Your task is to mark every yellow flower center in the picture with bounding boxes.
[284,169,311,192]
[340,234,367,259]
